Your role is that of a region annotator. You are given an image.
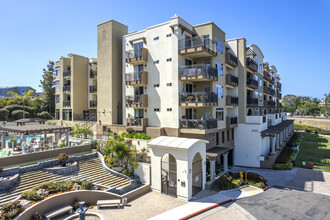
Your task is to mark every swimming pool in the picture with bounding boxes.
[5,135,41,146]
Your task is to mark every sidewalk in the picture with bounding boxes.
[149,186,263,220]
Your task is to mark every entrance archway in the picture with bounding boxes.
[192,152,203,196]
[161,154,177,196]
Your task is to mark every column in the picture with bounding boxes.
[66,131,69,147]
[210,160,216,181]
[1,132,6,149]
[271,137,275,154]
[276,134,280,149]
[22,135,27,154]
[44,131,47,146]
[223,153,228,172]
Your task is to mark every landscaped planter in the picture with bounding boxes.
[64,212,104,220]
[43,162,79,175]
[0,174,20,191]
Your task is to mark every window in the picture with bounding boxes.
[167,83,172,86]
[55,109,60,120]
[216,108,224,121]
[215,37,223,54]
[166,58,172,62]
[259,64,263,73]
[55,81,60,90]
[55,68,60,76]
[227,130,230,142]
[55,95,60,104]
[62,109,72,121]
[232,128,234,140]
[134,109,144,118]
[154,36,159,41]
[222,131,225,143]
[166,33,172,37]
[154,60,159,64]
[133,42,143,57]
[260,79,263,87]
[167,108,172,111]
[216,61,223,76]
[216,84,223,98]
[154,108,160,112]
[254,75,258,81]
[154,84,159,88]
[216,133,219,145]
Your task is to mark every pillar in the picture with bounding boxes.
[2,132,6,149]
[44,131,47,146]
[276,134,280,149]
[271,137,275,154]
[66,131,69,147]
[22,135,27,154]
[210,160,216,181]
[223,153,228,172]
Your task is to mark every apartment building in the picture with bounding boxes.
[54,54,97,121]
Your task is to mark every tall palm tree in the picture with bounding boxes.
[7,89,35,118]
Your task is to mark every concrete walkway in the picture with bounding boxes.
[150,186,263,220]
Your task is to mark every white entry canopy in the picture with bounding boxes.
[148,136,208,201]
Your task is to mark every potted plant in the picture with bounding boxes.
[58,153,69,167]
[8,138,17,147]
[187,95,194,102]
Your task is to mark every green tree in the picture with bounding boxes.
[7,89,35,118]
[39,61,55,114]
[322,93,330,117]
[282,94,299,114]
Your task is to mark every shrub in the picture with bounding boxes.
[37,111,52,119]
[11,110,30,119]
[120,131,151,140]
[32,212,42,220]
[21,189,42,201]
[80,179,93,190]
[0,109,9,119]
[58,153,69,165]
[0,201,25,220]
[0,166,3,173]
[57,142,66,148]
[3,105,35,114]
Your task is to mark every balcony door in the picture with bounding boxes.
[134,87,144,95]
[134,65,143,80]
[134,109,144,119]
[185,84,193,93]
[185,109,193,119]
[133,42,143,57]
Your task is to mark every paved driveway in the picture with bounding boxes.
[236,186,330,220]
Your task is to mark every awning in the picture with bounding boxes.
[0,125,72,135]
[206,147,232,159]
[14,118,46,125]
[261,120,294,137]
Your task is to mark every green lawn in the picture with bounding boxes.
[295,132,330,172]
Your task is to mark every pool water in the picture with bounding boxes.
[5,135,41,145]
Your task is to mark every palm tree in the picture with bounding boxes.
[7,89,36,118]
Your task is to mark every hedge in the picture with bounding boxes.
[37,111,52,119]
[294,123,330,135]
[0,109,9,119]
[3,105,35,114]
[11,110,30,119]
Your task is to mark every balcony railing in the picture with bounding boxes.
[225,52,238,67]
[90,85,97,93]
[180,92,218,106]
[126,94,148,108]
[63,101,71,107]
[73,113,97,121]
[226,95,239,106]
[179,118,217,130]
[247,97,258,106]
[246,57,258,72]
[268,100,276,107]
[125,71,148,85]
[264,86,275,95]
[63,86,71,93]
[126,48,148,64]
[225,74,238,87]
[277,82,282,90]
[179,64,218,81]
[226,116,238,128]
[90,70,97,78]
[90,100,97,108]
[63,71,71,78]
[277,92,282,99]
[247,78,258,89]
[178,36,217,57]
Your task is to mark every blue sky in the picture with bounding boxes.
[0,0,329,98]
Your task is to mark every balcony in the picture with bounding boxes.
[126,94,148,108]
[263,86,275,95]
[247,97,258,107]
[178,36,217,58]
[63,86,71,93]
[226,95,239,107]
[125,71,148,86]
[63,101,71,108]
[225,52,238,67]
[90,100,97,108]
[277,92,282,99]
[263,71,272,82]
[225,74,238,87]
[246,57,258,72]
[277,82,282,90]
[90,85,97,93]
[126,118,148,131]
[247,78,258,89]
[266,100,276,108]
[63,71,71,78]
[126,48,148,65]
[226,116,238,128]
[179,65,218,81]
[179,118,217,131]
[90,70,97,78]
[180,92,218,107]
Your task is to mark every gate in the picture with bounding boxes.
[161,154,177,197]
[192,153,203,196]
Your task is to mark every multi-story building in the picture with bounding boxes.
[54,15,293,169]
[54,54,97,121]
[0,86,38,98]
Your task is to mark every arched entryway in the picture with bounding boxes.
[192,152,203,196]
[161,154,177,196]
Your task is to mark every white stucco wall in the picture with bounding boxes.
[134,162,151,184]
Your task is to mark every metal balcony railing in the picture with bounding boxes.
[179,118,217,130]
[126,118,142,126]
[90,85,97,93]
[226,74,238,86]
[178,36,217,52]
[246,57,258,72]
[247,97,258,106]
[90,70,97,78]
[90,100,97,108]
[180,92,218,105]
[225,52,238,66]
[179,64,218,80]
[247,78,258,88]
[126,95,143,105]
[63,101,71,107]
[63,86,71,93]
[63,70,71,78]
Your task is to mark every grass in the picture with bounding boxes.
[294,122,330,135]
[295,132,330,172]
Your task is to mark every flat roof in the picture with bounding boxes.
[0,125,72,135]
[206,147,232,158]
[261,120,294,136]
[148,136,208,150]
